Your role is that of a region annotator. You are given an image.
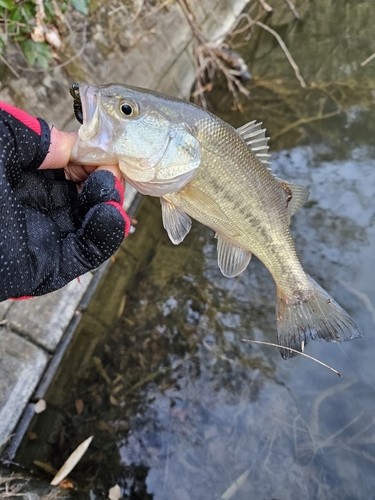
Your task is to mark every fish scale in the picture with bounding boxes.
[71,83,362,358]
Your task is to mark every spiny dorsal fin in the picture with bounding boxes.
[237,120,271,169]
[160,198,192,244]
[275,177,309,218]
[216,235,252,278]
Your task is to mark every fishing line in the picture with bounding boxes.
[337,344,375,393]
[242,339,342,376]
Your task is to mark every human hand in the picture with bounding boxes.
[38,127,125,185]
[0,102,130,300]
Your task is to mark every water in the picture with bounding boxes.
[16,1,375,498]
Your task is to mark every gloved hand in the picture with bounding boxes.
[0,102,130,300]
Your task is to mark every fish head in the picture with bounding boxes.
[72,83,202,196]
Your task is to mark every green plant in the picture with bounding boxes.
[0,0,89,69]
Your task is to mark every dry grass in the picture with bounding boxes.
[0,474,29,498]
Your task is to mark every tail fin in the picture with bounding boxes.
[276,277,362,359]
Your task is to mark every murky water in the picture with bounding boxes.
[16,1,375,499]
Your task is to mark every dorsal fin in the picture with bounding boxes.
[237,120,271,169]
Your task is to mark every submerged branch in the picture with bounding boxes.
[284,0,300,19]
[360,52,375,67]
[271,109,341,139]
[256,21,306,88]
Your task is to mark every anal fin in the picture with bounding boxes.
[217,235,252,278]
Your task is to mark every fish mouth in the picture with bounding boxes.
[70,83,118,165]
[70,83,101,139]
[75,84,102,141]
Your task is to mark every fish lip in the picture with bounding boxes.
[78,83,92,125]
[77,84,101,142]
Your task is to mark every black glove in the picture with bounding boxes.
[0,102,130,300]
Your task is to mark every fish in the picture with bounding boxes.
[70,83,362,358]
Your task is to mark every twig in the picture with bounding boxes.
[224,13,256,38]
[271,109,341,139]
[35,0,46,25]
[284,0,300,19]
[0,54,20,78]
[242,339,342,376]
[52,22,87,70]
[256,21,306,88]
[0,434,14,449]
[257,0,273,12]
[177,0,250,109]
[219,468,251,500]
[108,0,145,22]
[360,52,375,67]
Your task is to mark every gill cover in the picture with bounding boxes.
[117,119,202,196]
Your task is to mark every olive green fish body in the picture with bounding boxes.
[164,115,311,301]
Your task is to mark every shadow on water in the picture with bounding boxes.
[15,1,375,499]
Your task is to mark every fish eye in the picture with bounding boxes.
[119,100,138,117]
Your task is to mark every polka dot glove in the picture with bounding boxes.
[0,102,130,300]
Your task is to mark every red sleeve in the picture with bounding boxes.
[0,102,50,171]
[0,102,41,135]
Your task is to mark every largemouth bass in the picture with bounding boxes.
[70,83,362,358]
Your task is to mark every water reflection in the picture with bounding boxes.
[18,1,375,498]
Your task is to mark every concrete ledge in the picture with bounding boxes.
[0,329,48,446]
[5,274,92,352]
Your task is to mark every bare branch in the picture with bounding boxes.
[256,21,306,88]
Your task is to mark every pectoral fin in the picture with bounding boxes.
[182,185,229,221]
[161,198,192,245]
[276,178,309,218]
[216,235,252,278]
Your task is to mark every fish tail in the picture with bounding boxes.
[276,276,362,359]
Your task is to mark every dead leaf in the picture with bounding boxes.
[34,460,57,475]
[58,479,74,489]
[108,484,122,500]
[220,468,251,500]
[45,25,62,50]
[109,394,119,406]
[31,26,45,43]
[34,399,47,414]
[75,399,84,414]
[50,436,93,486]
